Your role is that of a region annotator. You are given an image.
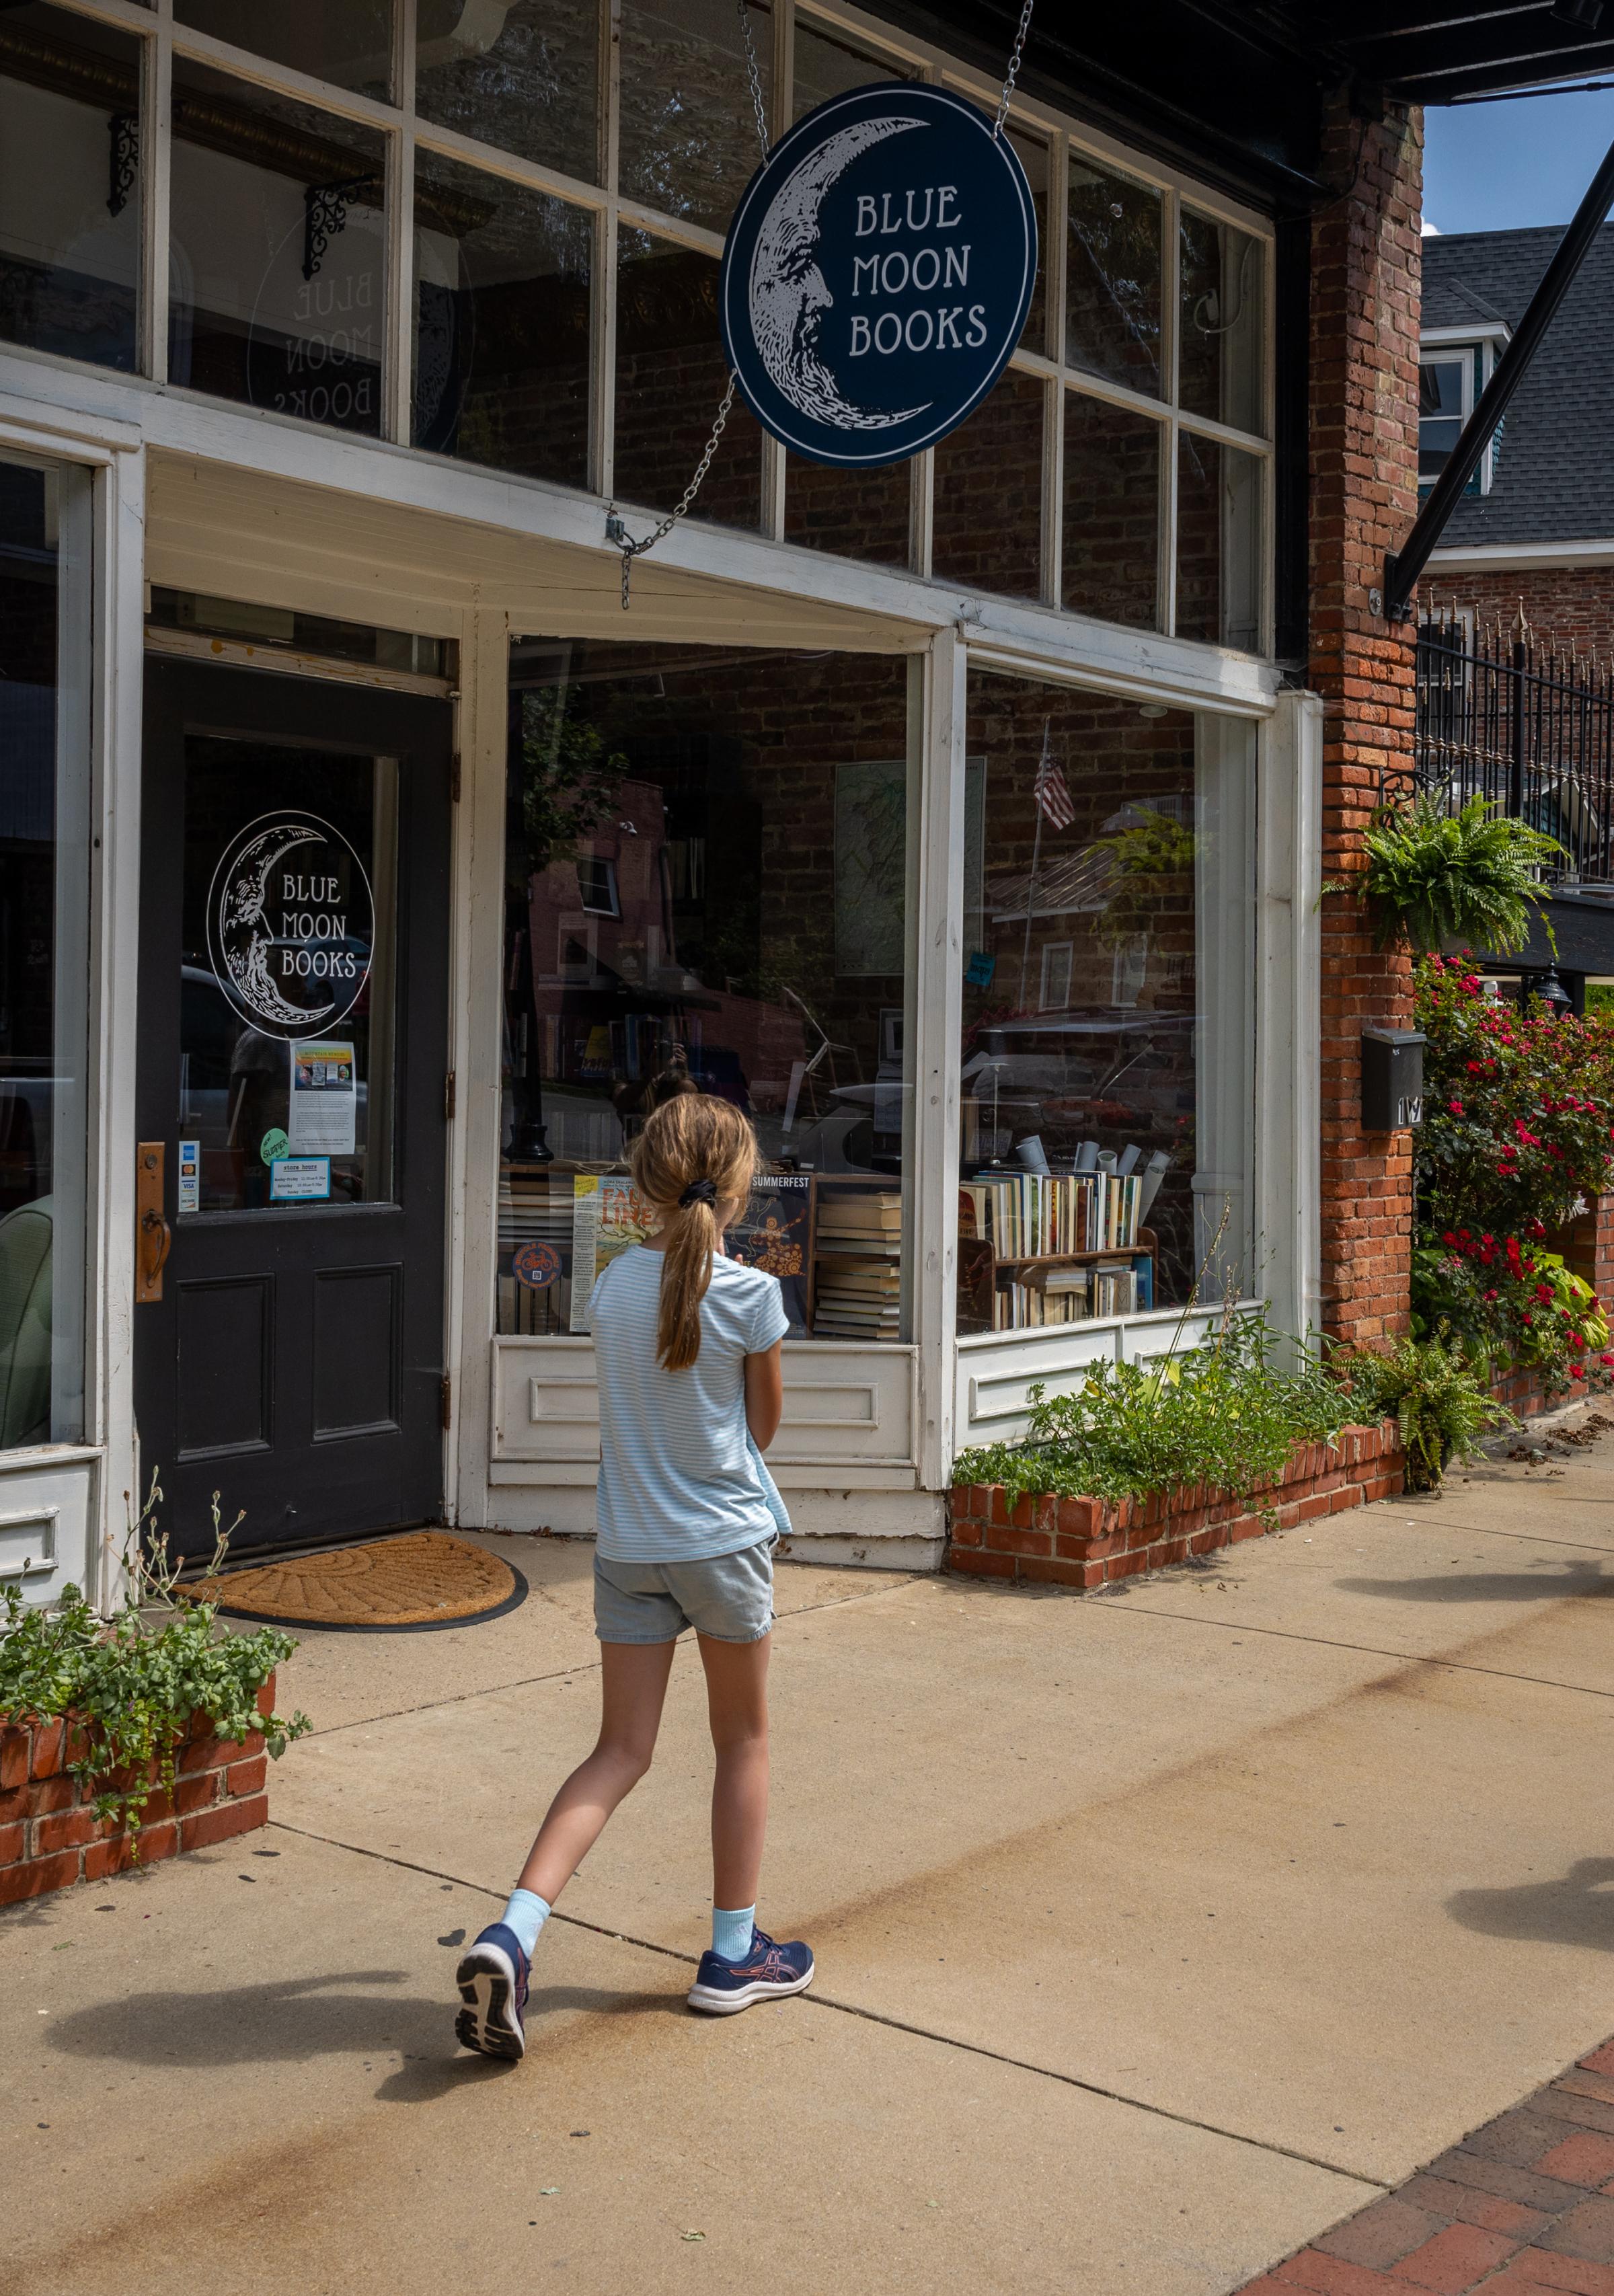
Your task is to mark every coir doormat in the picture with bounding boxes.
[192,1531,528,1633]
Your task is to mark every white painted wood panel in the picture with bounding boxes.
[0,1454,99,1608]
[955,1310,1221,1449]
[492,1338,918,1470]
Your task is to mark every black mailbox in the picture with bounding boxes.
[1361,1025,1426,1133]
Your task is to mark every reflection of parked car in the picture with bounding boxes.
[0,1075,54,1216]
[180,964,369,1141]
[0,1192,51,1445]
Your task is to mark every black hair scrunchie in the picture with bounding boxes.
[678,1178,719,1209]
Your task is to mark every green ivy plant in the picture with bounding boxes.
[1338,1333,1514,1492]
[0,1474,309,1849]
[952,1309,1356,1517]
[1362,794,1562,954]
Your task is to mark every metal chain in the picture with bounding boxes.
[993,0,1036,141]
[609,2,770,607]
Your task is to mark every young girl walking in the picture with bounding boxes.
[453,1093,814,2060]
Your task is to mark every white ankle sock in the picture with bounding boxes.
[502,1888,551,1958]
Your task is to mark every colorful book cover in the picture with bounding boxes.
[570,1173,656,1332]
[726,1172,813,1338]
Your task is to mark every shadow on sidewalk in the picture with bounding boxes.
[1447,1857,1614,1949]
[1336,1560,1613,1604]
[42,1969,685,2095]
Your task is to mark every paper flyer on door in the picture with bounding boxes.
[289,1039,357,1155]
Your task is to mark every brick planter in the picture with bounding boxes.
[948,1423,1404,1591]
[0,1676,276,1907]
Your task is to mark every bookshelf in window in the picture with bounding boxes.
[957,1170,1157,1334]
[810,1173,901,1343]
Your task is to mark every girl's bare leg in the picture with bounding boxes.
[697,1630,771,1912]
[516,1639,677,1905]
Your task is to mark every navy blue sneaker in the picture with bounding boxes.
[455,1923,529,2059]
[687,1926,814,2016]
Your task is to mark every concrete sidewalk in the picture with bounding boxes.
[7,1425,1614,2295]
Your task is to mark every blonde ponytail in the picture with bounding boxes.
[629,1095,759,1369]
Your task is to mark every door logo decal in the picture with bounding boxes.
[206,810,374,1041]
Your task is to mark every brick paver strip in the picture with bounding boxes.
[1239,2043,1614,2296]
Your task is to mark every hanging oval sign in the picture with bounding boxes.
[720,81,1036,470]
[206,810,374,1042]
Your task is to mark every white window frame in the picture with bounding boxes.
[24,0,1276,658]
[1419,323,1508,498]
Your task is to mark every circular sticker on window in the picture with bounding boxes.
[207,810,374,1042]
[512,1241,562,1291]
[259,1127,290,1166]
[720,81,1036,470]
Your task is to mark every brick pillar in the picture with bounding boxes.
[1308,96,1424,1345]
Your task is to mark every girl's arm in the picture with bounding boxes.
[744,1342,784,1450]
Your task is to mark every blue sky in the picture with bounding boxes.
[1423,89,1614,234]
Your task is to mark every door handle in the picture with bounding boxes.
[136,1142,170,1303]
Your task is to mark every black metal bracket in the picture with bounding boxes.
[302,174,378,282]
[1383,128,1614,621]
[107,112,138,219]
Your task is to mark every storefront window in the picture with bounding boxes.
[1176,433,1263,652]
[1062,392,1161,627]
[931,368,1046,603]
[1179,209,1267,437]
[1066,156,1161,399]
[499,640,913,1345]
[416,0,598,184]
[615,230,763,530]
[0,5,142,375]
[169,60,386,436]
[174,1,393,103]
[413,148,592,482]
[958,672,1253,1334]
[619,0,771,230]
[0,454,91,1447]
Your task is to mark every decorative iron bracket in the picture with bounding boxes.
[303,174,378,282]
[107,112,139,219]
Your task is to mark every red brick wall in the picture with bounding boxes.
[1309,98,1424,1345]
[948,1421,1404,1590]
[1426,566,1614,656]
[0,1679,275,1906]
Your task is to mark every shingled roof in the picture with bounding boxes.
[1424,223,1614,551]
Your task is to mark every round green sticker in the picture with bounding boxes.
[260,1128,290,1165]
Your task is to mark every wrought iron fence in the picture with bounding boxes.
[1414,608,1614,887]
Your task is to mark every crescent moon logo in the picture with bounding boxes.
[748,117,930,432]
[206,810,374,1040]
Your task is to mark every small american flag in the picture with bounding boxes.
[1032,720,1075,831]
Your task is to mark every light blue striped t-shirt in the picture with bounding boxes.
[589,1244,791,1562]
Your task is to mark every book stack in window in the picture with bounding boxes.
[812,1186,901,1341]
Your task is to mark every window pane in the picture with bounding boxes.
[169,61,386,436]
[794,20,908,116]
[179,740,397,1210]
[614,230,762,530]
[784,453,910,566]
[1177,434,1262,653]
[500,640,915,1344]
[1009,128,1049,354]
[1418,414,1462,484]
[1420,359,1465,418]
[0,456,91,1445]
[931,368,1045,603]
[1062,391,1159,627]
[619,0,770,230]
[414,150,591,486]
[0,5,141,373]
[416,0,598,186]
[1066,155,1161,399]
[958,674,1254,1327]
[1178,208,1265,436]
[174,1,393,104]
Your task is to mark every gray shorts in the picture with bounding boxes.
[593,1538,776,1646]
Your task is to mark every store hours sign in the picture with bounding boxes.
[720,83,1037,469]
[206,811,374,1040]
